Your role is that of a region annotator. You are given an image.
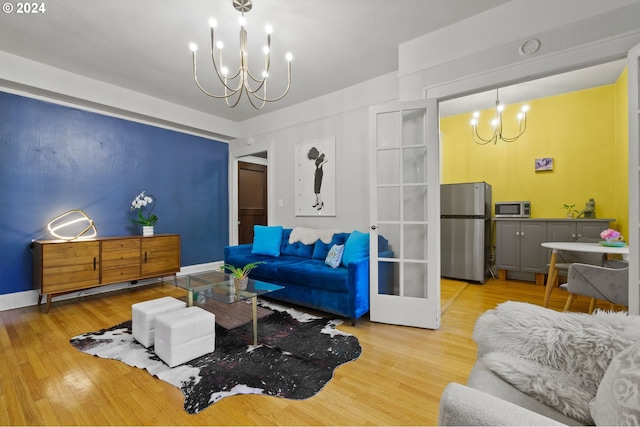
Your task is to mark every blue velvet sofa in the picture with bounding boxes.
[223,227,390,325]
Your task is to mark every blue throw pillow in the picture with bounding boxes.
[251,225,283,257]
[325,244,344,269]
[342,230,369,266]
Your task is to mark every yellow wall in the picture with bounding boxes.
[440,74,628,238]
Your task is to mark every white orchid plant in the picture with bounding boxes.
[130,191,158,226]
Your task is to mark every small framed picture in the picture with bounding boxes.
[535,157,553,171]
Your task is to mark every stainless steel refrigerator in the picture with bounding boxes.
[441,182,492,283]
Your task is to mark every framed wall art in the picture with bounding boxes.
[295,137,336,216]
[535,157,553,171]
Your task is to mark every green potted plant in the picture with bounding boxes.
[562,203,578,218]
[219,262,265,290]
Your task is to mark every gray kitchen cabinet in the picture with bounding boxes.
[495,220,548,283]
[494,218,614,283]
[546,220,612,242]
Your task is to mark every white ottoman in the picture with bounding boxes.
[154,306,216,368]
[131,297,186,348]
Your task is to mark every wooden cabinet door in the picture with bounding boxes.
[140,235,180,277]
[101,238,141,283]
[37,241,100,294]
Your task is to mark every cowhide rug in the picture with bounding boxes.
[70,300,361,414]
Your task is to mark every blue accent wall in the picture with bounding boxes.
[0,91,229,295]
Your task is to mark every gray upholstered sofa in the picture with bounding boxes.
[439,301,640,426]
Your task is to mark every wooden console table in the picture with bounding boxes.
[32,234,180,312]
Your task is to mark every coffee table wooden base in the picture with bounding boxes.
[180,296,273,344]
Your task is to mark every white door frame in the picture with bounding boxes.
[627,42,640,315]
[425,52,639,315]
[228,139,276,246]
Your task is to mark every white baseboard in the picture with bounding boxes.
[0,261,224,312]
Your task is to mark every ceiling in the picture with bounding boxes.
[0,0,626,123]
[440,59,627,118]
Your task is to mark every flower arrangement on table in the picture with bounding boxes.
[130,191,158,226]
[600,228,623,243]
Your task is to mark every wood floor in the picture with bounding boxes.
[0,277,625,425]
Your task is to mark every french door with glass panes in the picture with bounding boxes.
[369,99,440,329]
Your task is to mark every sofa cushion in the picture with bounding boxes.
[466,359,579,425]
[251,225,283,257]
[325,244,344,268]
[590,340,640,425]
[277,260,349,292]
[342,230,369,266]
[473,301,640,425]
[280,229,315,258]
[312,232,349,260]
[224,252,303,282]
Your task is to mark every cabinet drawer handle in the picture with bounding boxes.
[144,252,148,263]
[93,257,96,270]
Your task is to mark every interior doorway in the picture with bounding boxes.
[436,58,628,289]
[237,153,268,244]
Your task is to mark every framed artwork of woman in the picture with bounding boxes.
[295,137,336,216]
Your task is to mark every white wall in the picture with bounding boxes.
[399,0,640,101]
[229,72,399,237]
[0,51,238,141]
[229,0,640,242]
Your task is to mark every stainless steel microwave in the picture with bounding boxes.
[495,201,530,218]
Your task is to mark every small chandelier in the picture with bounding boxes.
[189,0,293,109]
[470,89,529,145]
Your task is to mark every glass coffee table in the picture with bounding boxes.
[169,270,283,346]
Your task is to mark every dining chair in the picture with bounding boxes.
[560,259,629,313]
[550,237,605,286]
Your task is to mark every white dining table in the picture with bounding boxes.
[541,241,629,308]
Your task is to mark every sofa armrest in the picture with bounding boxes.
[439,383,565,426]
[224,244,253,260]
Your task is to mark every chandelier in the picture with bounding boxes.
[470,89,529,145]
[188,0,292,109]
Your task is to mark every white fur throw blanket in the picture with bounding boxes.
[289,227,341,245]
[473,301,640,424]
